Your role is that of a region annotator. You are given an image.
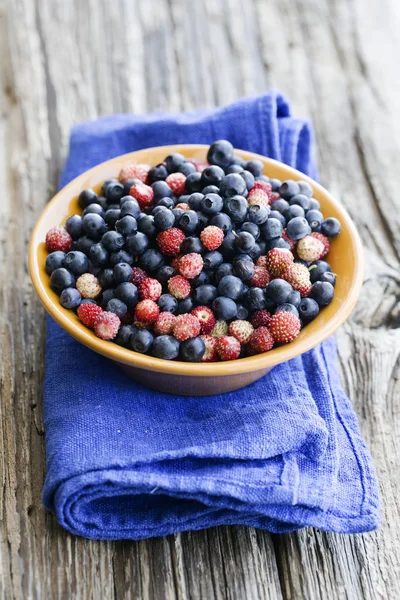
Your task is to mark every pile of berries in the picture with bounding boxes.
[44,140,341,362]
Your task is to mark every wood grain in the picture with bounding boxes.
[1,0,399,598]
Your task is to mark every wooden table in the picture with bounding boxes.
[1,0,399,598]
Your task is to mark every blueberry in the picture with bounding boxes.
[236,304,249,320]
[139,249,164,272]
[45,251,66,275]
[235,231,255,253]
[196,212,209,231]
[203,251,224,270]
[289,194,310,211]
[83,203,105,218]
[107,298,128,318]
[193,284,217,306]
[279,180,300,200]
[309,281,335,307]
[187,192,204,211]
[217,275,243,300]
[271,199,290,214]
[105,209,122,228]
[178,162,197,176]
[231,155,245,167]
[158,294,178,313]
[269,178,282,192]
[100,289,115,308]
[298,181,313,197]
[125,231,149,255]
[306,209,324,231]
[320,271,336,286]
[63,250,89,275]
[180,236,203,255]
[172,208,184,225]
[298,297,320,321]
[214,263,234,285]
[210,212,232,233]
[240,222,260,240]
[200,165,225,187]
[155,197,175,209]
[104,180,125,203]
[101,230,125,253]
[155,265,177,284]
[309,260,331,283]
[148,164,169,184]
[185,172,203,193]
[225,195,248,223]
[275,303,299,318]
[240,170,255,190]
[207,140,234,168]
[257,240,267,256]
[284,205,305,221]
[179,210,199,233]
[308,198,321,211]
[180,337,205,362]
[59,287,81,309]
[65,214,83,239]
[286,217,311,240]
[154,207,175,230]
[244,159,263,177]
[98,268,114,290]
[115,324,136,348]
[120,199,141,219]
[201,193,224,215]
[138,214,156,237]
[76,235,95,255]
[233,257,255,281]
[247,243,262,261]
[109,250,134,267]
[114,282,138,310]
[113,263,133,284]
[80,298,97,306]
[219,173,247,197]
[152,335,180,359]
[321,217,341,237]
[115,215,137,237]
[132,329,154,354]
[165,153,185,173]
[220,231,236,259]
[265,279,293,305]
[260,218,283,240]
[192,271,211,287]
[212,296,238,320]
[268,210,286,227]
[78,188,98,209]
[176,195,190,206]
[247,205,269,225]
[50,268,76,294]
[123,179,136,195]
[82,213,106,240]
[89,243,109,266]
[287,289,301,308]
[266,237,291,251]
[176,297,195,314]
[201,185,220,195]
[243,287,266,311]
[225,164,243,174]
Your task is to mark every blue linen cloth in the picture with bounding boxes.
[43,91,379,539]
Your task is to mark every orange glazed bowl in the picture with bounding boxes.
[29,145,363,396]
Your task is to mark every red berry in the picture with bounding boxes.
[270,192,281,203]
[247,188,270,207]
[252,180,272,197]
[228,320,254,344]
[154,312,177,336]
[173,314,201,342]
[217,336,241,361]
[200,226,224,251]
[266,248,294,276]
[174,202,190,211]
[45,226,72,252]
[249,327,274,353]
[171,255,183,271]
[251,310,272,329]
[199,335,219,361]
[94,311,120,340]
[166,172,186,196]
[119,163,150,184]
[249,266,270,288]
[191,160,209,173]
[283,263,311,297]
[296,235,325,262]
[134,299,160,323]
[168,275,191,299]
[255,255,268,268]
[312,232,330,258]
[269,311,301,343]
[191,306,216,334]
[157,228,186,256]
[282,229,297,253]
[129,182,154,209]
[77,303,103,329]
[179,253,204,279]
[76,273,102,298]
[139,277,162,301]
[130,267,147,285]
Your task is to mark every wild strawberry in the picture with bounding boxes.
[312,232,330,258]
[265,248,294,276]
[270,192,281,203]
[217,336,241,361]
[76,273,102,298]
[94,311,120,341]
[283,263,311,297]
[248,266,270,288]
[251,310,272,329]
[168,275,191,299]
[191,160,209,173]
[173,314,201,341]
[139,277,162,301]
[210,320,228,337]
[134,319,151,330]
[191,306,216,334]
[154,312,177,336]
[45,226,72,252]
[296,235,325,262]
[157,228,186,256]
[174,202,190,211]
[200,226,224,251]
[252,180,272,198]
[77,303,103,329]
[166,173,186,196]
[247,188,270,207]
[130,266,147,285]
[171,255,183,271]
[229,320,254,344]
[129,182,154,209]
[134,299,160,323]
[269,311,301,343]
[119,163,150,184]
[255,256,268,268]
[179,253,203,279]
[282,229,297,253]
[200,335,219,362]
[249,327,274,353]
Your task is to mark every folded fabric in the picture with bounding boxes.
[43,91,379,539]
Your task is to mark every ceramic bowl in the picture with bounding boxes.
[29,145,364,395]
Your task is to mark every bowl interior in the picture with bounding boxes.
[29,145,364,377]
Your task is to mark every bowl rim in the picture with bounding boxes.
[29,144,364,377]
